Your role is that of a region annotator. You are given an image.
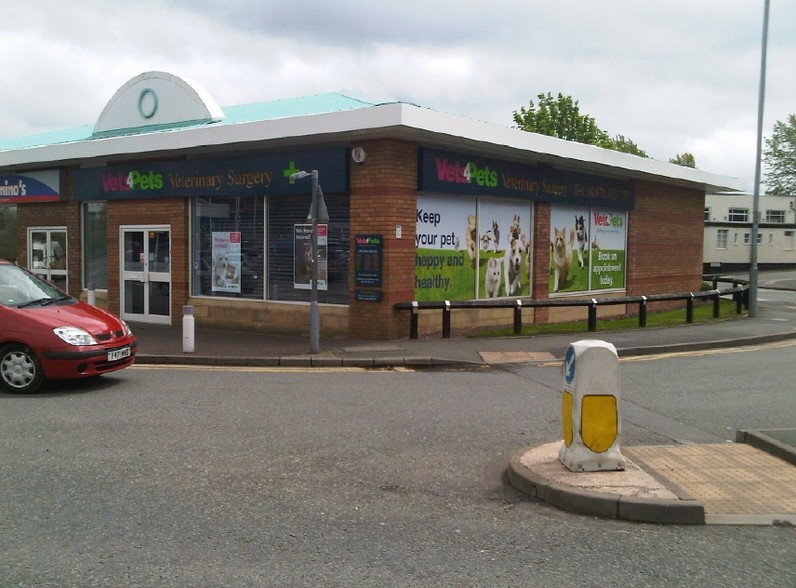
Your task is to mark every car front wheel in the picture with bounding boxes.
[0,344,45,394]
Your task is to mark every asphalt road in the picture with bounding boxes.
[2,345,796,587]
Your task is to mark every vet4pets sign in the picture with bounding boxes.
[415,195,532,301]
[549,205,626,294]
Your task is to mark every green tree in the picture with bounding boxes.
[513,92,608,145]
[512,92,647,157]
[669,152,696,168]
[610,135,648,158]
[764,114,796,195]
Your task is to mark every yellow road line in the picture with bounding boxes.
[132,364,371,373]
[536,339,796,367]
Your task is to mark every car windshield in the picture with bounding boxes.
[0,264,70,307]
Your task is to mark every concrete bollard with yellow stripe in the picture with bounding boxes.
[560,340,626,472]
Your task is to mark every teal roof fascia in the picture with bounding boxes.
[0,92,379,153]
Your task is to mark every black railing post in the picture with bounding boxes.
[639,296,647,327]
[410,301,419,339]
[513,299,523,335]
[686,293,694,323]
[442,300,451,339]
[735,290,743,314]
[588,299,598,332]
[713,289,721,318]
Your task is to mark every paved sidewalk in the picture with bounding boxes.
[127,283,796,525]
[132,304,796,369]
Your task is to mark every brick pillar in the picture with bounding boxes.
[532,201,551,323]
[349,139,418,339]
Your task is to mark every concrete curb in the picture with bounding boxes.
[506,447,706,525]
[133,354,484,369]
[615,330,796,358]
[736,428,796,467]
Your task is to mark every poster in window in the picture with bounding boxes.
[294,224,328,290]
[548,205,626,293]
[414,195,533,301]
[477,200,532,298]
[211,231,242,293]
[414,195,476,301]
[590,208,626,290]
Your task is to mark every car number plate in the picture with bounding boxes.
[108,347,131,361]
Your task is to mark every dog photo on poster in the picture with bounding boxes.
[477,200,532,299]
[211,231,242,293]
[549,205,626,294]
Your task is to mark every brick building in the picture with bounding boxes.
[0,72,745,339]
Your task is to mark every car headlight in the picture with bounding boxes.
[122,320,133,337]
[53,326,98,346]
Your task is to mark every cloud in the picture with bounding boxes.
[2,0,794,190]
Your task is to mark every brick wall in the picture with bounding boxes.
[349,139,418,339]
[627,181,705,301]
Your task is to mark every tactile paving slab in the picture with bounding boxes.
[479,351,556,364]
[625,444,796,521]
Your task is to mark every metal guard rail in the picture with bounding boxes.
[394,276,749,339]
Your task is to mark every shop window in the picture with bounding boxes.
[28,227,67,291]
[0,205,17,261]
[266,193,350,304]
[82,202,108,289]
[190,194,350,303]
[191,197,265,300]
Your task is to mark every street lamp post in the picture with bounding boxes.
[749,0,771,317]
[290,169,329,353]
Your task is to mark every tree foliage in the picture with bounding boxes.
[669,152,696,168]
[764,114,796,195]
[512,92,647,157]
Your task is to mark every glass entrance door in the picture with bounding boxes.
[120,226,171,324]
[28,227,68,292]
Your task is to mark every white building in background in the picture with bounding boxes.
[704,192,796,272]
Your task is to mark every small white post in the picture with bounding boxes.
[87,282,96,306]
[183,305,195,353]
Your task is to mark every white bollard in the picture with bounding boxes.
[182,305,195,353]
[559,339,625,472]
[87,282,96,306]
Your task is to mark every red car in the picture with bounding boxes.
[0,260,136,394]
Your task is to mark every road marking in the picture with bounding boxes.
[535,338,796,367]
[132,364,371,373]
[621,338,796,362]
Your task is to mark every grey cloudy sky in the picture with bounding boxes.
[2,0,794,191]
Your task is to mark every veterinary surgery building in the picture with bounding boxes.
[0,71,745,340]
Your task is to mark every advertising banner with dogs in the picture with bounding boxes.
[415,194,533,301]
[549,205,626,294]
